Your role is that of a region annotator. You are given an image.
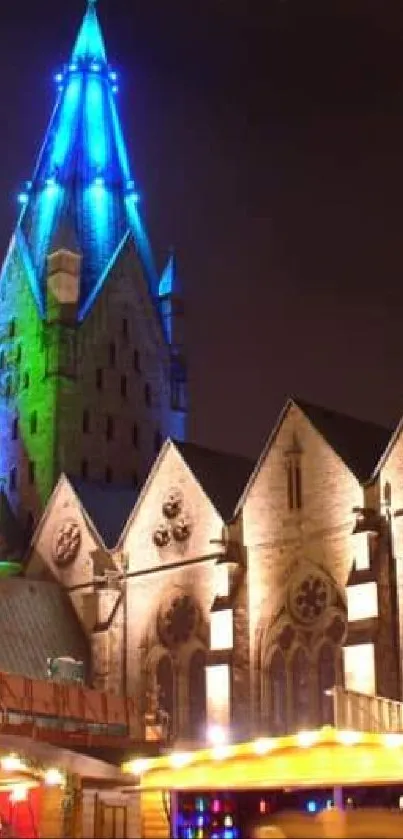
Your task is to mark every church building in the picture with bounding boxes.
[0,0,402,753]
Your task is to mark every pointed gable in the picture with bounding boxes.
[5,1,159,315]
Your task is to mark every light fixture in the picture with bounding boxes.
[296,730,318,748]
[69,63,78,73]
[1,755,25,772]
[54,72,63,84]
[45,176,56,189]
[18,193,28,206]
[337,730,361,746]
[90,61,101,73]
[384,733,403,749]
[94,176,105,188]
[207,724,227,746]
[253,737,275,755]
[170,752,192,769]
[112,85,119,94]
[212,745,231,761]
[127,758,149,776]
[44,768,64,787]
[109,70,118,82]
[10,785,28,803]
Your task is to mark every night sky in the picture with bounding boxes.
[1,0,403,459]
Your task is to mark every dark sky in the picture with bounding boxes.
[1,0,403,458]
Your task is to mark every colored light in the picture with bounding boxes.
[384,733,403,748]
[45,176,56,189]
[297,730,318,748]
[18,193,28,206]
[170,751,192,769]
[307,800,317,813]
[69,63,78,72]
[112,84,119,94]
[44,768,64,786]
[212,799,220,813]
[54,72,63,84]
[91,61,101,72]
[337,730,361,746]
[207,724,227,746]
[254,737,275,755]
[109,70,118,81]
[94,176,105,188]
[1,754,25,772]
[10,785,28,803]
[127,757,149,775]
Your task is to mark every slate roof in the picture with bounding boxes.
[175,440,254,521]
[69,476,138,548]
[294,398,392,483]
[0,578,90,682]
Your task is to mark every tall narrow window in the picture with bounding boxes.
[30,411,37,435]
[8,319,15,339]
[9,467,17,491]
[295,462,302,509]
[82,409,90,434]
[96,368,103,390]
[11,417,18,441]
[291,647,311,729]
[106,416,114,441]
[81,459,89,479]
[144,383,151,407]
[133,349,140,372]
[121,375,127,399]
[23,371,29,390]
[132,422,138,447]
[5,378,11,400]
[109,342,116,368]
[28,461,35,485]
[286,458,303,511]
[15,344,21,365]
[122,318,129,340]
[268,649,287,735]
[105,466,113,484]
[318,644,336,726]
[0,350,5,370]
[188,649,207,740]
[156,655,175,738]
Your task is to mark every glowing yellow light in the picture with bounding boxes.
[212,745,231,761]
[253,738,275,755]
[296,731,318,748]
[44,768,64,786]
[10,784,28,802]
[127,758,149,775]
[384,733,403,749]
[207,724,228,746]
[1,755,25,772]
[337,730,361,746]
[170,752,192,769]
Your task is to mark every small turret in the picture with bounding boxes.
[159,251,187,437]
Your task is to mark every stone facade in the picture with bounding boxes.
[25,399,403,746]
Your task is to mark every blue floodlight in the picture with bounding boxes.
[109,70,118,82]
[54,72,63,84]
[18,192,28,206]
[69,63,78,73]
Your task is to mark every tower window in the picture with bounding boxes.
[82,409,90,434]
[154,430,162,453]
[133,349,140,372]
[105,466,113,484]
[122,318,129,340]
[8,320,16,339]
[109,342,116,368]
[5,378,11,400]
[0,350,4,370]
[81,459,89,479]
[9,467,17,492]
[28,461,35,485]
[121,375,127,399]
[30,411,38,435]
[15,344,21,365]
[11,416,18,440]
[132,422,138,447]
[23,371,30,389]
[286,458,303,511]
[106,415,114,441]
[96,368,103,390]
[144,382,151,407]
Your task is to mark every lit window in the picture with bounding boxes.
[206,664,230,731]
[347,582,378,622]
[353,533,370,570]
[215,563,230,598]
[343,643,375,696]
[210,609,233,651]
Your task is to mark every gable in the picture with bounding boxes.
[175,440,254,521]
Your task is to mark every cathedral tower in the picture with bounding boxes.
[0,0,187,531]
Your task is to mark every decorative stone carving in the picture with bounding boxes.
[52,519,81,566]
[162,488,183,520]
[153,487,192,548]
[289,571,331,625]
[172,514,192,543]
[158,594,198,646]
[153,523,171,548]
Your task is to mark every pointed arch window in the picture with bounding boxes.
[156,655,174,738]
[267,648,287,735]
[285,436,303,511]
[8,319,16,339]
[133,349,140,372]
[132,422,138,447]
[0,350,5,371]
[109,342,116,368]
[291,647,311,730]
[106,415,114,441]
[188,649,207,740]
[318,643,336,726]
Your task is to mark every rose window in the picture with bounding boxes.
[158,594,198,646]
[52,519,81,566]
[152,487,192,548]
[289,573,330,624]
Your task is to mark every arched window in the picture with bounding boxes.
[291,647,311,730]
[188,649,206,740]
[156,655,174,736]
[267,648,287,735]
[318,643,336,726]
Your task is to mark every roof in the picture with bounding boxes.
[69,476,138,548]
[294,398,392,483]
[0,578,89,681]
[175,440,254,520]
[3,1,160,317]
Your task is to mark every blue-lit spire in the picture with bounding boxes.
[8,0,159,315]
[159,250,182,297]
